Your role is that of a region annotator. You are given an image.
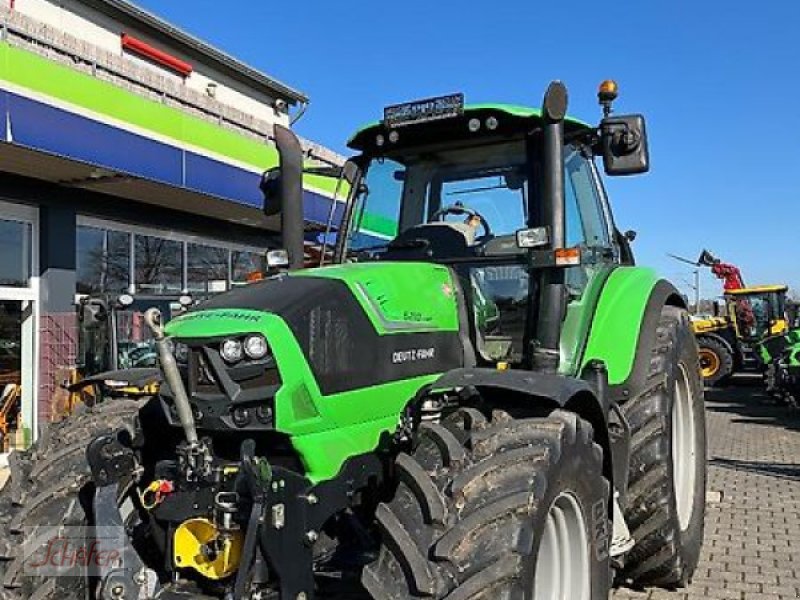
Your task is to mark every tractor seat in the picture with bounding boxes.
[383,222,479,261]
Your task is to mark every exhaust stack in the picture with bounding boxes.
[267,124,305,271]
[533,81,568,373]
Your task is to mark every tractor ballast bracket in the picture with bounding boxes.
[237,441,384,600]
[87,431,160,600]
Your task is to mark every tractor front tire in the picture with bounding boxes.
[0,400,140,600]
[621,306,707,587]
[697,336,733,387]
[363,408,611,600]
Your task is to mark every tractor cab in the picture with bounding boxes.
[336,89,647,367]
[724,285,788,342]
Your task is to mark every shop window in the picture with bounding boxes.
[187,243,230,294]
[0,218,31,287]
[231,251,265,286]
[77,226,132,294]
[135,235,183,294]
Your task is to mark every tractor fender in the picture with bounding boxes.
[431,367,599,409]
[430,367,613,488]
[580,267,686,403]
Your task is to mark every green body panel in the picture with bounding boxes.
[163,263,663,478]
[164,263,462,482]
[349,103,591,146]
[788,344,800,368]
[295,262,461,334]
[760,329,800,366]
[579,267,663,385]
[0,42,343,197]
[559,265,617,377]
[757,340,776,365]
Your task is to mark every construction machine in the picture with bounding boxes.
[0,81,707,600]
[61,293,194,413]
[676,250,793,386]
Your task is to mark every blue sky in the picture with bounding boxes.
[137,0,800,300]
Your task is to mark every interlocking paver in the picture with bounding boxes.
[614,375,800,599]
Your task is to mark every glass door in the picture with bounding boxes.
[0,201,38,450]
[0,301,24,450]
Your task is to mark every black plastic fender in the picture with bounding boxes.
[431,367,601,410]
[430,367,614,491]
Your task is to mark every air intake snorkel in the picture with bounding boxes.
[532,81,569,373]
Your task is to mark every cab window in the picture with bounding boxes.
[565,149,611,248]
[563,149,612,295]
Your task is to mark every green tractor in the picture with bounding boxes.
[0,81,707,600]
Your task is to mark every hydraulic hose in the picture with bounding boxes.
[144,308,198,446]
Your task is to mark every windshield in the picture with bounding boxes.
[731,292,784,340]
[347,141,529,253]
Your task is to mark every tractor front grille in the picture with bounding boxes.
[159,339,280,433]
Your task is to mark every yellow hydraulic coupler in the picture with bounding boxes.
[173,518,243,580]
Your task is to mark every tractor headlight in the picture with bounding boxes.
[220,338,244,363]
[243,335,268,360]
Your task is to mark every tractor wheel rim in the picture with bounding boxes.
[672,363,698,531]
[698,349,720,378]
[533,491,590,600]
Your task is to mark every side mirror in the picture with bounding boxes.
[80,298,108,329]
[600,114,649,175]
[260,167,282,216]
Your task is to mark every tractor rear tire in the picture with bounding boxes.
[620,306,706,588]
[697,336,733,387]
[0,399,140,600]
[362,408,611,600]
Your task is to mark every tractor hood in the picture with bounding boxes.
[165,262,469,394]
[162,262,471,481]
[169,262,463,337]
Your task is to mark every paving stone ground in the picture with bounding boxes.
[613,375,800,599]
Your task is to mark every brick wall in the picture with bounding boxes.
[38,311,77,423]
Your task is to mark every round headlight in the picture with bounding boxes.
[244,335,268,360]
[220,338,243,363]
[174,342,189,363]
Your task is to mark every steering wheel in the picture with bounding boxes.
[430,203,493,241]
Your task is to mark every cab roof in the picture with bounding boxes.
[726,285,789,295]
[347,103,593,151]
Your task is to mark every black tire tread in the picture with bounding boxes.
[621,306,705,587]
[363,407,607,599]
[0,399,140,600]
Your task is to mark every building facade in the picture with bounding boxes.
[0,0,347,447]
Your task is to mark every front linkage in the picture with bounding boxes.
[87,428,384,600]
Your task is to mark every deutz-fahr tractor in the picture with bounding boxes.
[0,81,707,600]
